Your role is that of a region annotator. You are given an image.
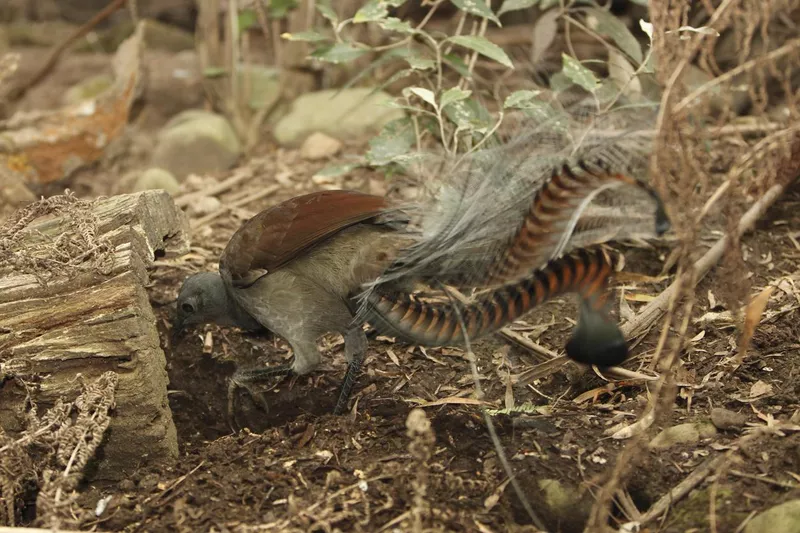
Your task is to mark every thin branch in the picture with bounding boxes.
[4,0,128,102]
[675,38,800,113]
[620,182,788,341]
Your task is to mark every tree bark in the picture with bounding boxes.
[0,190,189,481]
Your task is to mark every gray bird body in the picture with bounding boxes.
[220,224,399,375]
[175,221,404,376]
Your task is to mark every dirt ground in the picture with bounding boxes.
[5,41,800,533]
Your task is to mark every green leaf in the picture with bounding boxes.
[585,7,643,64]
[595,80,620,105]
[447,35,514,69]
[405,53,435,70]
[366,118,416,166]
[503,89,542,109]
[404,87,437,107]
[237,9,257,33]
[442,53,471,78]
[281,30,328,42]
[269,0,298,18]
[498,0,539,17]
[450,0,501,25]
[444,97,492,131]
[560,54,599,92]
[519,100,566,127]
[311,43,369,64]
[379,17,415,34]
[549,70,572,92]
[353,0,408,22]
[440,87,472,109]
[539,0,559,8]
[316,0,338,24]
[354,0,389,22]
[203,66,228,78]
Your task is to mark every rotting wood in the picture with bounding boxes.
[0,190,189,481]
[0,20,145,185]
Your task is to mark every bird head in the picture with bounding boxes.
[172,272,231,343]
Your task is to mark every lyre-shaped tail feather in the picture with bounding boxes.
[358,107,668,301]
[363,247,628,367]
[484,161,669,286]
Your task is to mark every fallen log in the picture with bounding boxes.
[0,189,189,481]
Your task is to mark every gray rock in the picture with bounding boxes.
[133,168,181,195]
[745,500,800,533]
[0,169,35,218]
[300,132,343,160]
[237,64,281,112]
[188,196,222,216]
[711,408,747,431]
[650,422,717,450]
[273,88,404,147]
[151,110,241,180]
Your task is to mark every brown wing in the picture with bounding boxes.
[220,190,390,288]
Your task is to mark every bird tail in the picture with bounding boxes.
[363,247,627,367]
[356,101,669,367]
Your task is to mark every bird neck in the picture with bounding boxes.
[220,286,265,332]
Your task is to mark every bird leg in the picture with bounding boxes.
[333,327,368,415]
[227,363,293,430]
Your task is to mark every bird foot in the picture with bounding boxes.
[226,364,293,431]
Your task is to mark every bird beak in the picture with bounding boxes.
[171,317,186,346]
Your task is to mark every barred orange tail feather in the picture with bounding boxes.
[365,247,628,367]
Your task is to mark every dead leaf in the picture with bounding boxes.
[504,373,514,411]
[614,272,669,284]
[619,289,635,323]
[708,290,717,309]
[531,9,559,65]
[735,285,775,366]
[690,330,706,343]
[295,424,316,448]
[484,478,511,511]
[385,348,401,367]
[749,380,773,399]
[624,293,656,302]
[407,396,494,408]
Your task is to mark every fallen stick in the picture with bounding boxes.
[631,454,728,527]
[620,182,787,341]
[190,184,280,229]
[174,167,255,208]
[4,0,128,102]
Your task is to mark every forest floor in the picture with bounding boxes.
[7,42,800,533]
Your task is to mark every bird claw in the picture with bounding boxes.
[226,364,293,430]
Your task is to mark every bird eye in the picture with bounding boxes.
[181,302,195,313]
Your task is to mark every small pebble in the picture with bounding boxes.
[711,407,747,430]
[189,195,222,216]
[139,473,161,491]
[300,131,343,160]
